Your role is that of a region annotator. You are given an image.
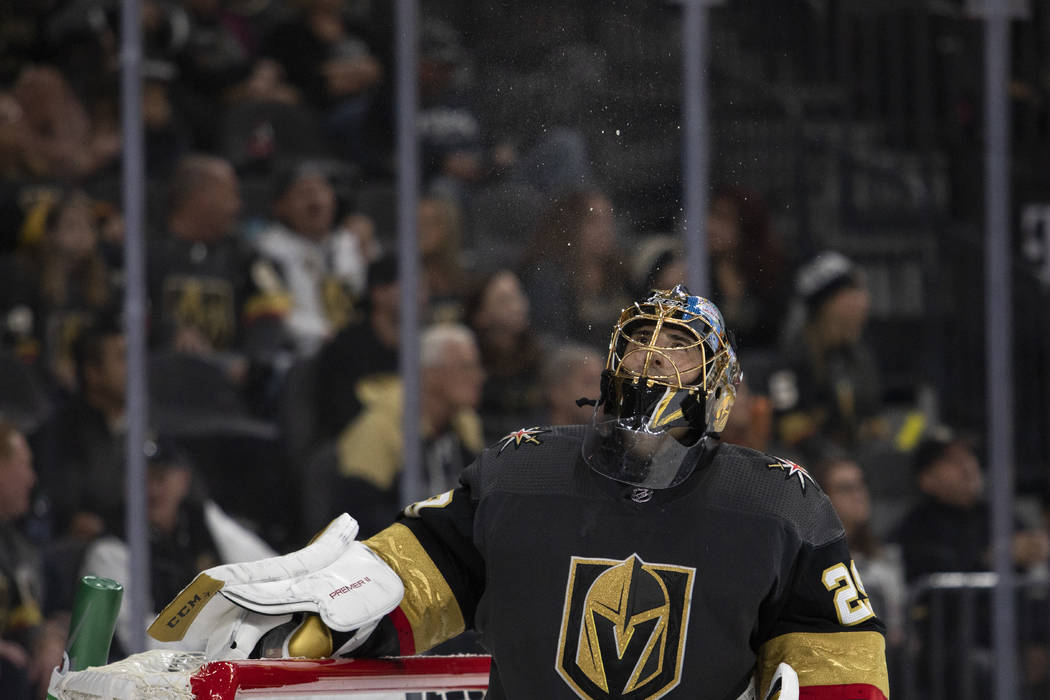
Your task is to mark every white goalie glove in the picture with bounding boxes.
[147,514,404,660]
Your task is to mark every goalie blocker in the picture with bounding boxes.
[148,514,403,659]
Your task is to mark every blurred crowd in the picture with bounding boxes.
[0,2,1048,699]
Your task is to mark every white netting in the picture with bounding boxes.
[48,649,205,700]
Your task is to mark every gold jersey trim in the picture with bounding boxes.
[243,290,294,322]
[756,630,889,698]
[364,523,465,652]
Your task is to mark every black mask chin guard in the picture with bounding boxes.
[583,371,712,489]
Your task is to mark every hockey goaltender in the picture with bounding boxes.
[149,286,890,700]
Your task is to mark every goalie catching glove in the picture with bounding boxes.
[147,514,404,660]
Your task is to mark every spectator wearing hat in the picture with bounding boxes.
[766,250,886,454]
[415,17,593,211]
[253,160,373,358]
[79,436,275,658]
[891,428,1048,583]
[889,427,1049,697]
[415,18,484,207]
[260,0,384,164]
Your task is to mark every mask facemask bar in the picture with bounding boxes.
[615,316,709,390]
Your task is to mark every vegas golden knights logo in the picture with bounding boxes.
[556,554,695,699]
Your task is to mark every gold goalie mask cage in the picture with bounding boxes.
[582,286,741,489]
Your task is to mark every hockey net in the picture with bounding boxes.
[47,650,491,700]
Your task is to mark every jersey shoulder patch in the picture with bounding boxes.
[708,443,841,547]
[495,426,551,454]
[765,455,817,494]
[465,425,586,500]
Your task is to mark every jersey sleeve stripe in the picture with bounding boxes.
[756,630,889,699]
[799,683,889,699]
[364,523,466,652]
[387,606,416,655]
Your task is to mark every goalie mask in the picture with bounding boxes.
[582,285,741,489]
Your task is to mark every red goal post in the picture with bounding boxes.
[47,652,492,700]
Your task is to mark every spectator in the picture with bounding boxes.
[630,233,686,300]
[0,348,50,438]
[253,160,370,357]
[0,90,40,183]
[147,153,292,387]
[0,189,119,393]
[419,194,468,322]
[417,18,592,208]
[334,322,484,539]
[32,317,126,540]
[7,64,120,182]
[810,454,906,647]
[766,251,887,454]
[703,185,790,352]
[416,19,483,205]
[141,61,193,179]
[80,435,275,658]
[464,268,544,444]
[0,419,63,700]
[518,187,631,348]
[171,0,256,100]
[892,429,1048,582]
[154,0,294,148]
[538,342,604,426]
[312,253,403,443]
[0,187,56,362]
[718,372,775,454]
[891,428,1049,697]
[261,0,384,163]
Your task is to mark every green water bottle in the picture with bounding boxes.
[66,575,124,672]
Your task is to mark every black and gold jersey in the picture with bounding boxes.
[0,523,43,649]
[363,426,889,700]
[147,235,292,354]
